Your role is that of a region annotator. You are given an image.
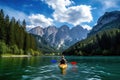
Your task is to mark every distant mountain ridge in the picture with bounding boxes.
[29,25,89,51]
[88,11,120,36]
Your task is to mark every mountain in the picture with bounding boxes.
[29,26,44,37]
[88,11,120,36]
[29,25,89,52]
[55,25,70,49]
[32,34,59,53]
[70,25,88,40]
[63,11,120,56]
[43,26,58,46]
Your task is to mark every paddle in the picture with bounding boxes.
[70,61,77,65]
[51,59,77,65]
[51,59,57,63]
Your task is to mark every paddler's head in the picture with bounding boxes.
[62,55,64,58]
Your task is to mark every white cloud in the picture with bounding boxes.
[82,24,92,30]
[59,5,92,25]
[28,14,53,28]
[0,5,28,21]
[99,0,119,10]
[26,25,36,29]
[0,0,93,29]
[43,0,93,26]
[43,0,73,12]
[0,5,54,29]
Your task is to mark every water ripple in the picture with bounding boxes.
[39,70,53,74]
[86,78,101,80]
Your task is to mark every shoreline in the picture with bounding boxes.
[1,54,32,57]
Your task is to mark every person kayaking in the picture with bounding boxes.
[60,55,67,64]
[59,55,67,75]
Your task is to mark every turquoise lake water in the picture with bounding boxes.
[0,56,120,80]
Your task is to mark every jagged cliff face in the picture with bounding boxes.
[88,11,120,36]
[70,25,88,40]
[44,26,58,46]
[29,25,89,50]
[29,26,44,37]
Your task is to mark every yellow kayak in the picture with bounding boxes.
[59,64,67,74]
[59,64,67,70]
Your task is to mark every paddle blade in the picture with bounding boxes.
[71,61,77,65]
[51,60,57,63]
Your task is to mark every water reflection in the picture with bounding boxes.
[71,65,78,73]
[60,68,67,75]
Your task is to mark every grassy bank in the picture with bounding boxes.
[1,54,32,57]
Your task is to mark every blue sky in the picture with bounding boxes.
[0,0,120,30]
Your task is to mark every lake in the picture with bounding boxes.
[0,56,120,80]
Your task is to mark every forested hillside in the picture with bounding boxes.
[0,9,40,56]
[63,29,120,56]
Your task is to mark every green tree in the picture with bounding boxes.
[0,9,5,40]
[22,19,26,30]
[23,33,30,54]
[5,15,10,44]
[8,17,16,45]
[0,41,7,54]
[10,45,19,54]
[0,9,38,55]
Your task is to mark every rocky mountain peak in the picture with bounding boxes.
[29,25,89,50]
[88,11,120,36]
[72,25,83,30]
[29,26,44,37]
[44,26,58,36]
[59,25,69,31]
[97,11,120,25]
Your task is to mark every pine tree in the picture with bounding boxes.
[9,17,16,45]
[0,9,38,55]
[0,9,5,40]
[23,33,29,54]
[5,15,10,44]
[22,19,26,30]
